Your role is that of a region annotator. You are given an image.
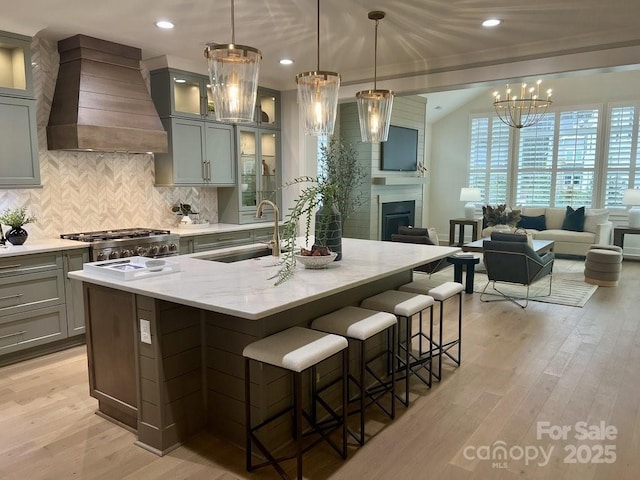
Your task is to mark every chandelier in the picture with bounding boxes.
[356,11,394,143]
[493,80,552,129]
[296,0,341,136]
[204,0,262,123]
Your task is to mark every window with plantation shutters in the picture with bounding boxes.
[468,115,509,204]
[604,104,639,207]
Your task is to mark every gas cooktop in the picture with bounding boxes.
[60,228,172,242]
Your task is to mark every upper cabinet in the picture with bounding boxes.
[150,68,279,126]
[0,31,39,188]
[150,69,213,120]
[256,87,280,129]
[0,31,33,97]
[218,126,281,224]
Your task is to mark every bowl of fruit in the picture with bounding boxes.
[294,245,338,269]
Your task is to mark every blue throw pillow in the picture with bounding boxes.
[517,214,546,231]
[561,206,585,232]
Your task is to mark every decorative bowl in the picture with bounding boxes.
[294,251,338,269]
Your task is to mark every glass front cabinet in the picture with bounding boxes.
[218,127,281,224]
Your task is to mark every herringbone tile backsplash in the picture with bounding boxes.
[0,36,218,240]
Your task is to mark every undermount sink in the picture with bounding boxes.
[198,247,274,263]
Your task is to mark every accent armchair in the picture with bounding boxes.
[390,226,448,275]
[481,234,555,308]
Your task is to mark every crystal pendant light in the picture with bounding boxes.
[356,11,394,143]
[204,0,262,123]
[296,0,341,136]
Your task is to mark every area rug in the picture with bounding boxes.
[415,259,598,308]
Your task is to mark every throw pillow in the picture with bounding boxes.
[517,214,546,231]
[561,206,585,232]
[397,226,428,236]
[427,227,440,246]
[583,209,610,234]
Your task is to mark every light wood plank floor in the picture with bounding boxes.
[1,259,639,479]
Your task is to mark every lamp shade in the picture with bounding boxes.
[622,188,640,206]
[460,188,482,202]
[296,71,341,136]
[623,188,640,228]
[460,187,481,220]
[205,43,262,123]
[356,89,394,142]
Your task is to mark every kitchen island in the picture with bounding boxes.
[68,238,458,455]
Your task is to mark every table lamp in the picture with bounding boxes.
[460,187,481,220]
[622,188,640,228]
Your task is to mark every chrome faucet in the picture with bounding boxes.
[255,200,280,257]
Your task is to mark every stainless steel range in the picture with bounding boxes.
[60,228,180,261]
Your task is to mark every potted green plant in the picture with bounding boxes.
[271,139,365,285]
[0,207,36,245]
[271,176,338,285]
[171,203,198,225]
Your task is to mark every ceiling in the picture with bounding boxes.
[3,0,640,93]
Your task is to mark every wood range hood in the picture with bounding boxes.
[47,34,168,153]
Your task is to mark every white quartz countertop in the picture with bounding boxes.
[0,238,88,258]
[170,222,284,237]
[68,238,459,320]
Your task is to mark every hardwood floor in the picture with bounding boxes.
[1,259,639,479]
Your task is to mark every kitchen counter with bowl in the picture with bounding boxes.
[68,238,458,455]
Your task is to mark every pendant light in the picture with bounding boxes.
[204,0,262,123]
[356,11,394,143]
[296,0,341,136]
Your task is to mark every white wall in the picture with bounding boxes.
[428,69,640,253]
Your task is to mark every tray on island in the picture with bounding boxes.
[83,256,180,281]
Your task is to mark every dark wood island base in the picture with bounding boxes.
[83,271,411,455]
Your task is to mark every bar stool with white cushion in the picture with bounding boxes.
[360,290,435,406]
[311,306,397,445]
[243,326,348,480]
[400,281,464,381]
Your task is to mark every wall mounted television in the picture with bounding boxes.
[381,125,418,172]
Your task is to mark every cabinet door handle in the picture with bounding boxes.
[207,161,212,180]
[0,330,26,341]
[202,160,207,180]
[0,293,23,302]
[0,264,21,270]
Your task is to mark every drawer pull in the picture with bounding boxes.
[0,293,23,301]
[0,264,21,270]
[0,330,26,341]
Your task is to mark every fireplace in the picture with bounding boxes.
[381,200,415,241]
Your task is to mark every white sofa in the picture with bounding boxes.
[483,207,613,256]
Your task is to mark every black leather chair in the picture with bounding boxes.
[481,233,554,308]
[390,226,448,275]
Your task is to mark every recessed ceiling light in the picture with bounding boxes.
[155,20,175,29]
[482,18,502,28]
[279,59,294,65]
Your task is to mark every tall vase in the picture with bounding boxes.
[315,203,342,261]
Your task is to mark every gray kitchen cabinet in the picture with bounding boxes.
[0,31,34,97]
[154,117,235,186]
[218,126,281,224]
[177,226,283,254]
[0,248,89,366]
[150,68,214,120]
[0,31,39,188]
[0,95,40,187]
[0,252,67,360]
[64,249,89,336]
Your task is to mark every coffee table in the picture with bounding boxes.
[462,238,555,255]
